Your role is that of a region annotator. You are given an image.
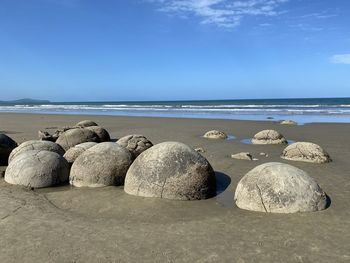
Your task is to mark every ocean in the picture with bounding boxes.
[1,97,350,124]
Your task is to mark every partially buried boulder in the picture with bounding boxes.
[234,162,327,213]
[124,142,216,200]
[56,128,99,151]
[0,134,17,165]
[5,150,69,188]
[8,140,65,164]
[117,134,153,158]
[63,142,98,165]
[280,120,297,125]
[85,126,110,142]
[70,142,133,187]
[252,130,287,145]
[281,142,331,163]
[75,120,98,128]
[203,130,227,139]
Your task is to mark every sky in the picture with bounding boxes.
[0,0,349,102]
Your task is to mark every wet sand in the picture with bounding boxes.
[1,112,350,262]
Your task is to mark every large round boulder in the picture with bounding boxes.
[85,126,110,142]
[9,140,65,164]
[63,142,98,165]
[252,130,287,145]
[75,120,98,128]
[124,142,216,200]
[70,142,133,187]
[281,142,331,163]
[56,128,99,151]
[0,134,17,165]
[117,134,153,158]
[5,150,69,188]
[234,162,327,213]
[203,130,227,139]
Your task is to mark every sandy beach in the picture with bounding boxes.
[1,112,350,263]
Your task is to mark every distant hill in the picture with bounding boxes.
[0,98,51,104]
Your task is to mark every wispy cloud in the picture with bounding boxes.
[146,0,289,28]
[330,54,350,65]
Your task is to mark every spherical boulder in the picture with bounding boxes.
[75,120,98,128]
[63,142,98,165]
[56,128,99,151]
[8,140,65,164]
[70,142,133,187]
[234,162,327,213]
[252,130,287,145]
[85,126,110,142]
[0,134,17,165]
[117,134,153,158]
[124,142,216,200]
[203,130,227,139]
[5,150,69,188]
[281,142,331,163]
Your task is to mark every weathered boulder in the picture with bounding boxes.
[117,134,153,158]
[231,152,254,161]
[281,142,331,163]
[280,120,297,125]
[234,162,327,213]
[85,126,110,142]
[70,142,133,187]
[75,120,98,128]
[56,128,99,151]
[5,150,69,188]
[38,130,56,142]
[252,130,287,145]
[0,134,17,165]
[9,140,65,164]
[124,142,216,200]
[63,142,98,165]
[203,130,227,139]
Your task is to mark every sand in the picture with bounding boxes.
[0,112,350,262]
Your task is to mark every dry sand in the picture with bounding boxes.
[1,113,350,262]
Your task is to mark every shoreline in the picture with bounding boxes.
[1,113,350,262]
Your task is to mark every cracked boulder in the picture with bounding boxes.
[9,140,65,164]
[252,130,287,145]
[70,142,133,187]
[281,142,331,163]
[5,150,69,188]
[203,130,228,139]
[124,141,216,200]
[117,134,153,158]
[0,134,17,165]
[85,126,110,142]
[56,128,99,151]
[75,120,98,128]
[234,162,327,213]
[63,142,98,165]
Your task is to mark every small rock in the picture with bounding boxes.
[231,152,253,161]
[260,152,269,157]
[195,147,205,153]
[38,130,55,142]
[203,130,228,139]
[281,120,298,125]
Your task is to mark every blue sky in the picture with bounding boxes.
[0,0,349,101]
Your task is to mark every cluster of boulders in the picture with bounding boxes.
[2,120,215,201]
[0,120,333,214]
